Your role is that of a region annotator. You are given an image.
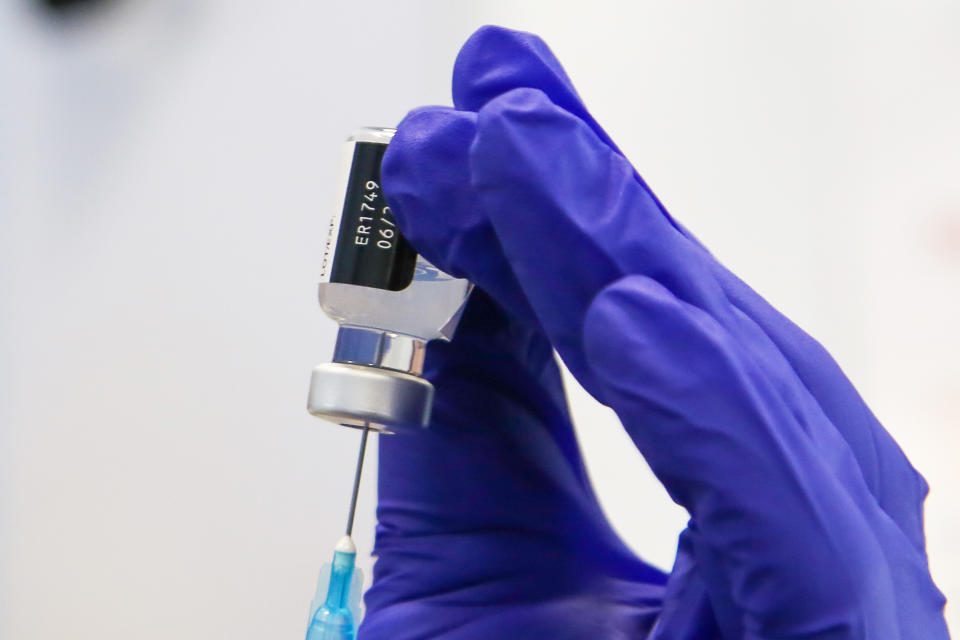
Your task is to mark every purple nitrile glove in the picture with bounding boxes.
[361,26,949,639]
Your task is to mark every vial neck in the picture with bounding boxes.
[333,326,426,376]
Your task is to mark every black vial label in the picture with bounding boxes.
[327,141,417,291]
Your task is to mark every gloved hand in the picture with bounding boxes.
[362,26,949,639]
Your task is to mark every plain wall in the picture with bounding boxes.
[1,1,957,637]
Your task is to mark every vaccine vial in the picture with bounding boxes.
[307,127,472,432]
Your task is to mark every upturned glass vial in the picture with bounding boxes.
[307,127,472,432]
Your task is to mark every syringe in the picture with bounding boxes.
[305,426,369,640]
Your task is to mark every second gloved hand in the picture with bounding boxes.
[363,26,949,639]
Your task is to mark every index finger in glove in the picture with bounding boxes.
[453,25,932,547]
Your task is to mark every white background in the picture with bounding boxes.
[1,1,957,638]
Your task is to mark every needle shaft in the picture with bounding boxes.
[345,424,369,537]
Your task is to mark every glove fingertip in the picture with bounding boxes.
[453,25,575,112]
[476,85,564,121]
[383,107,475,209]
[381,107,477,275]
[470,87,586,191]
